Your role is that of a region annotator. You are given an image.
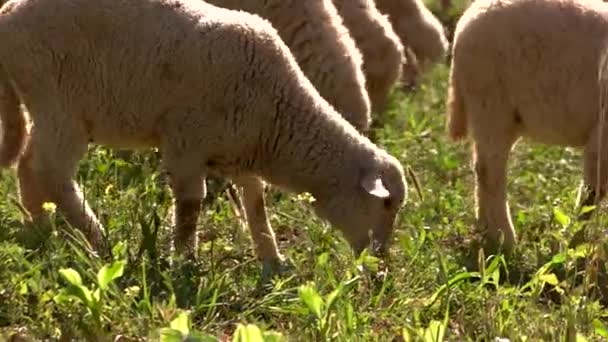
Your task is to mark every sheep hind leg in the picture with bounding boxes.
[17,142,52,236]
[570,128,608,247]
[472,134,517,255]
[19,122,105,253]
[234,176,288,283]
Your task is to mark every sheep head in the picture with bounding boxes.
[311,154,407,258]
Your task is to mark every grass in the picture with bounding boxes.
[1,64,608,341]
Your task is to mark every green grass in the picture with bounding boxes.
[1,64,608,341]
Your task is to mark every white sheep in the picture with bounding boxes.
[332,0,412,114]
[206,0,372,132]
[376,0,449,73]
[0,0,407,273]
[447,0,608,252]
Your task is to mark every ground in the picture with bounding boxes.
[2,1,608,341]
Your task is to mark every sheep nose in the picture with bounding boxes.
[370,238,389,258]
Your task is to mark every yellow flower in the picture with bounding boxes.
[124,286,141,298]
[42,202,57,214]
[296,192,316,204]
[104,184,114,195]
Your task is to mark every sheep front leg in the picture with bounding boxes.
[159,112,207,258]
[168,173,205,258]
[234,176,286,282]
[473,140,516,254]
[18,123,105,253]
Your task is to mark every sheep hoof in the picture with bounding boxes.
[260,258,293,286]
[481,237,515,259]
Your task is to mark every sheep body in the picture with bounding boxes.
[376,0,448,71]
[206,0,371,131]
[332,0,407,114]
[447,0,608,251]
[0,0,407,264]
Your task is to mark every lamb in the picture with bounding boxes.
[332,0,412,114]
[447,0,608,252]
[0,0,408,275]
[376,0,449,73]
[201,0,398,212]
[205,0,372,132]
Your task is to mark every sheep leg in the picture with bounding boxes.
[570,128,608,247]
[17,142,51,228]
[18,123,105,252]
[580,128,608,218]
[234,175,286,281]
[473,139,516,253]
[167,172,205,258]
[158,112,208,258]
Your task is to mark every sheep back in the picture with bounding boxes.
[333,0,407,114]
[376,0,448,69]
[207,0,372,132]
[450,0,608,146]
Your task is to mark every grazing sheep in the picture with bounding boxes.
[0,0,407,273]
[376,0,449,72]
[190,0,374,236]
[332,0,409,114]
[447,0,608,252]
[206,0,372,132]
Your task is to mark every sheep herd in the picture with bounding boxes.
[0,0,605,279]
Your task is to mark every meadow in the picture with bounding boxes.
[2,1,608,341]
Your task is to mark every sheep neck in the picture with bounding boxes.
[257,94,375,200]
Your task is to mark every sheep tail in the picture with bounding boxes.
[446,65,467,141]
[0,65,26,168]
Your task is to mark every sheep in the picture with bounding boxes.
[0,0,408,275]
[332,0,413,115]
[205,0,372,132]
[447,0,608,253]
[181,0,375,232]
[375,0,449,73]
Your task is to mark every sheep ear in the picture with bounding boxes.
[361,174,390,199]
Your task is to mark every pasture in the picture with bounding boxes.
[2,1,608,341]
